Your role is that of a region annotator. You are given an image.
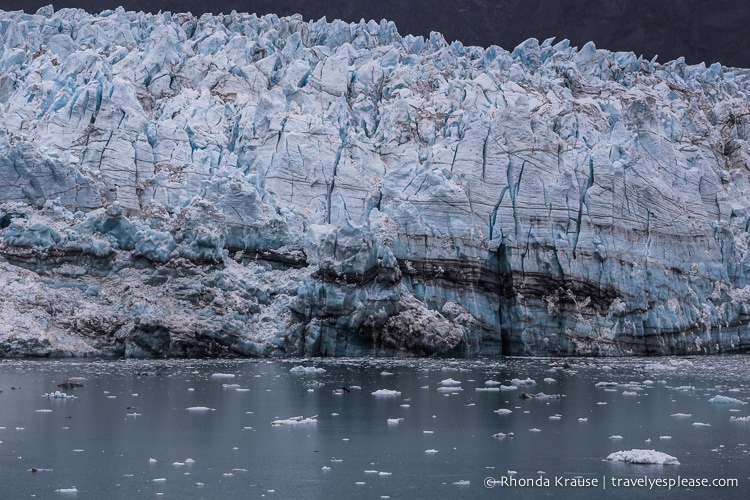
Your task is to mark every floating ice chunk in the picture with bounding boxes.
[290,366,326,374]
[222,384,240,389]
[607,449,680,465]
[185,458,195,464]
[609,435,624,440]
[549,415,562,421]
[437,386,463,392]
[148,458,157,463]
[378,471,392,476]
[500,385,518,391]
[43,391,76,399]
[485,380,501,386]
[673,386,695,391]
[519,392,561,400]
[55,487,78,494]
[186,407,215,411]
[364,470,379,474]
[670,413,692,418]
[439,378,462,386]
[544,378,556,383]
[211,373,236,379]
[235,388,250,392]
[692,422,711,427]
[595,382,619,387]
[400,404,410,408]
[622,391,638,396]
[386,418,404,425]
[425,449,438,454]
[493,432,513,438]
[126,412,141,417]
[529,428,541,432]
[380,371,394,376]
[453,480,470,486]
[153,478,166,482]
[371,389,401,397]
[578,418,588,422]
[511,378,536,386]
[494,409,513,415]
[709,395,746,404]
[321,466,331,471]
[355,482,366,485]
[271,415,317,426]
[660,436,672,440]
[730,416,750,422]
[35,409,53,413]
[173,462,185,466]
[423,430,434,434]
[476,387,500,392]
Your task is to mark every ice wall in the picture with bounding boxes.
[1,6,750,357]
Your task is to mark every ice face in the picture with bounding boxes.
[1,7,750,357]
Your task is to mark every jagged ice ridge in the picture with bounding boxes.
[1,6,750,357]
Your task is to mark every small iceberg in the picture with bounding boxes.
[437,386,463,392]
[290,366,326,375]
[386,418,404,425]
[607,449,680,465]
[55,487,78,494]
[494,409,513,415]
[210,373,236,379]
[371,389,401,397]
[438,378,462,387]
[43,391,76,399]
[709,395,746,405]
[271,415,318,426]
[186,407,215,411]
[511,378,536,386]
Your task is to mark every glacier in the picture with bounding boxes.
[1,6,750,357]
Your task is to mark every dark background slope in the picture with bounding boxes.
[2,0,749,68]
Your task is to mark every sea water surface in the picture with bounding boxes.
[0,356,749,499]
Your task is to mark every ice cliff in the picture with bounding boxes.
[2,6,750,357]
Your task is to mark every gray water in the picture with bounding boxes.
[0,356,749,499]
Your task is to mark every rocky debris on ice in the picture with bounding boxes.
[0,6,750,358]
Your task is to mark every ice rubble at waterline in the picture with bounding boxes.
[1,6,750,358]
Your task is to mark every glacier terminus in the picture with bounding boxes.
[1,6,750,357]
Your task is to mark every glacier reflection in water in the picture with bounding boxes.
[0,356,749,499]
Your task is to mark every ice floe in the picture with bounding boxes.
[371,389,401,397]
[709,395,746,404]
[607,449,680,465]
[271,415,318,426]
[290,366,326,375]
